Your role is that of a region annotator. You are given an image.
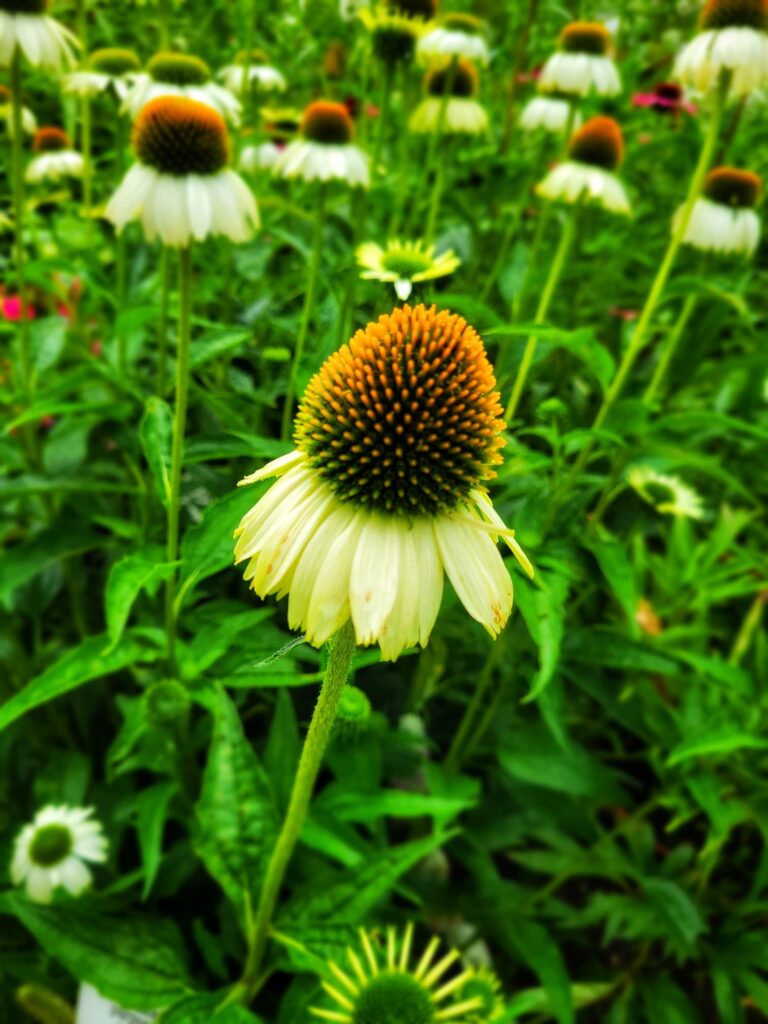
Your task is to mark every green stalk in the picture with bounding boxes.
[499,0,539,155]
[371,61,395,175]
[643,291,699,406]
[158,247,171,396]
[504,202,579,423]
[10,52,32,400]
[76,0,88,50]
[411,56,456,233]
[158,0,171,49]
[444,628,509,770]
[281,185,327,441]
[551,73,729,512]
[512,202,551,322]
[237,620,357,1000]
[81,95,93,220]
[164,245,193,669]
[424,156,445,246]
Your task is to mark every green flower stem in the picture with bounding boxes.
[76,0,88,49]
[281,184,327,441]
[642,291,699,407]
[512,202,551,322]
[558,74,728,495]
[372,61,395,175]
[238,620,357,1000]
[498,0,539,155]
[158,247,171,397]
[444,627,509,771]
[158,0,171,50]
[413,56,457,234]
[164,245,193,669]
[728,591,767,666]
[10,52,32,401]
[81,95,93,220]
[424,155,445,246]
[504,202,579,423]
[115,236,128,375]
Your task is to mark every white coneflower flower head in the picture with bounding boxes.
[536,115,631,214]
[539,21,621,97]
[417,12,491,66]
[219,48,287,95]
[234,304,533,662]
[359,4,425,67]
[356,238,461,299]
[310,925,486,1024]
[0,0,79,71]
[519,88,581,134]
[627,466,706,519]
[674,0,768,97]
[25,125,83,182]
[11,805,108,904]
[676,165,762,255]
[106,95,259,246]
[63,47,141,99]
[409,59,488,134]
[274,100,370,187]
[124,51,241,124]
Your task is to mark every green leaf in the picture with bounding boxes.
[178,486,267,603]
[0,525,104,603]
[585,534,639,632]
[514,569,569,700]
[0,631,160,734]
[105,546,177,647]
[137,781,177,899]
[667,728,768,766]
[189,328,251,369]
[314,788,476,824]
[641,879,705,949]
[264,689,300,811]
[194,687,278,913]
[140,398,173,506]
[5,894,191,1010]
[158,993,263,1023]
[500,918,574,1024]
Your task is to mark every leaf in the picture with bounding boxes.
[140,398,173,506]
[667,728,768,766]
[514,569,569,700]
[499,918,574,1024]
[106,546,178,647]
[279,832,452,931]
[5,894,191,1010]
[194,687,278,913]
[264,689,300,811]
[0,525,104,602]
[562,629,680,675]
[178,486,267,602]
[158,994,263,1023]
[137,781,177,899]
[641,878,706,949]
[0,631,160,734]
[313,788,476,824]
[189,328,251,369]
[585,534,639,632]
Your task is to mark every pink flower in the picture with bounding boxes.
[2,295,37,321]
[632,82,696,116]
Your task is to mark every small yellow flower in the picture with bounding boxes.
[356,238,460,300]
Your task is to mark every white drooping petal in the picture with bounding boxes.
[59,857,93,896]
[305,512,364,646]
[674,27,768,98]
[536,161,631,215]
[349,515,401,646]
[434,516,513,637]
[676,197,761,257]
[274,139,370,188]
[539,51,621,97]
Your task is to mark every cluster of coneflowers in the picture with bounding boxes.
[2,0,767,1017]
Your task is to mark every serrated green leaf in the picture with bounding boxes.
[140,398,173,506]
[194,687,278,913]
[105,546,177,647]
[5,895,191,1010]
[137,780,177,899]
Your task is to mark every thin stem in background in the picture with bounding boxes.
[10,52,32,401]
[281,184,327,441]
[158,247,172,397]
[505,201,579,423]
[236,620,357,1002]
[371,61,395,175]
[551,73,730,514]
[81,95,93,220]
[424,156,445,246]
[164,244,193,670]
[499,0,539,155]
[642,291,699,406]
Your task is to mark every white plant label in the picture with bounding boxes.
[76,984,159,1023]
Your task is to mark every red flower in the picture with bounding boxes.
[2,295,37,321]
[632,81,696,116]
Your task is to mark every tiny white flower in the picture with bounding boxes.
[11,805,108,904]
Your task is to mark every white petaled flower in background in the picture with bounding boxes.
[626,465,706,519]
[106,95,259,246]
[676,165,762,255]
[25,125,83,182]
[0,0,78,72]
[539,21,621,97]
[409,59,488,135]
[417,12,490,66]
[359,4,425,68]
[0,82,36,135]
[11,805,108,904]
[519,90,582,134]
[310,925,487,1023]
[63,47,141,101]
[239,108,299,174]
[356,238,460,299]
[219,49,286,95]
[234,304,533,663]
[123,51,241,125]
[537,115,631,215]
[674,0,768,97]
[274,100,370,188]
